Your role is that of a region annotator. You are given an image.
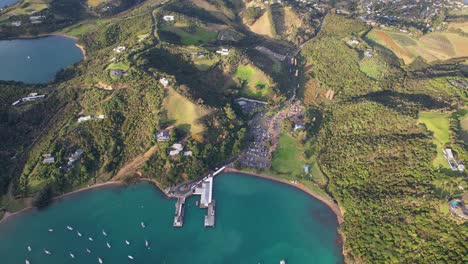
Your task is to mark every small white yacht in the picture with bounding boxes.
[48,229,53,232]
[77,231,82,237]
[43,249,51,255]
[140,222,145,228]
[145,240,149,247]
[98,257,103,263]
[67,226,73,231]
[280,260,286,264]
[128,255,134,260]
[86,248,91,253]
[125,240,130,245]
[70,252,75,258]
[25,260,30,264]
[106,242,111,248]
[88,237,94,241]
[102,230,107,236]
[27,246,32,252]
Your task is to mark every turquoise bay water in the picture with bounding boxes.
[0,173,342,263]
[0,35,83,83]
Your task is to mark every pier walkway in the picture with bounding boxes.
[171,166,224,227]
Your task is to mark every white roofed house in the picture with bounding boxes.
[169,143,184,156]
[163,15,175,21]
[157,131,170,142]
[159,78,169,87]
[216,48,230,56]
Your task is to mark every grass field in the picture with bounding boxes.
[418,111,451,168]
[271,133,304,175]
[449,21,468,33]
[235,64,271,100]
[106,61,130,71]
[87,0,107,8]
[163,86,210,140]
[0,0,49,18]
[59,19,107,37]
[246,10,274,38]
[359,55,388,80]
[160,22,217,45]
[193,55,219,71]
[367,29,468,64]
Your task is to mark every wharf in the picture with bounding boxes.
[204,200,215,227]
[173,197,185,227]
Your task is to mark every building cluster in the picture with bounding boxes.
[77,114,105,123]
[163,15,175,21]
[159,78,170,87]
[449,194,468,220]
[112,46,127,53]
[168,143,192,157]
[11,93,46,106]
[357,0,467,30]
[287,101,306,132]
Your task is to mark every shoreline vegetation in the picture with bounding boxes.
[0,170,343,225]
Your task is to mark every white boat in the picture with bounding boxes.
[125,240,130,245]
[145,240,149,247]
[102,230,107,236]
[280,260,286,264]
[44,249,51,255]
[67,226,73,231]
[27,246,32,252]
[27,56,31,59]
[140,222,145,228]
[88,237,94,241]
[106,242,111,248]
[98,257,103,264]
[86,248,91,253]
[48,229,53,232]
[128,255,134,260]
[70,252,75,258]
[77,231,82,237]
[25,260,30,264]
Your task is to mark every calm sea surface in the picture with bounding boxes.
[0,0,19,8]
[0,35,83,83]
[0,173,342,264]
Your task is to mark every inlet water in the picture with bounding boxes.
[0,35,83,83]
[0,173,342,263]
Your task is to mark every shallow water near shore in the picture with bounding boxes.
[0,173,342,264]
[0,0,18,8]
[0,35,83,83]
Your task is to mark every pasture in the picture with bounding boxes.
[367,29,468,64]
[271,133,304,175]
[235,64,272,100]
[160,22,218,45]
[163,86,210,139]
[418,111,451,168]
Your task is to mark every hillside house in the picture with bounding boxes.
[294,123,305,131]
[11,21,21,27]
[110,69,128,78]
[163,15,175,21]
[157,131,170,142]
[42,154,55,164]
[78,116,92,123]
[112,46,126,53]
[216,48,230,56]
[169,143,184,156]
[159,78,169,87]
[67,149,84,166]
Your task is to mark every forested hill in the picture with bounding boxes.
[301,13,468,263]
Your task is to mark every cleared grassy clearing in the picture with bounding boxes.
[235,64,271,100]
[87,0,107,8]
[59,19,107,37]
[193,55,219,71]
[163,86,210,139]
[245,11,274,38]
[271,133,305,175]
[1,0,49,17]
[359,56,388,80]
[160,22,217,45]
[448,21,468,33]
[106,62,130,71]
[418,111,451,168]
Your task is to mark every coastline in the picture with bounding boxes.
[0,181,121,224]
[224,168,344,224]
